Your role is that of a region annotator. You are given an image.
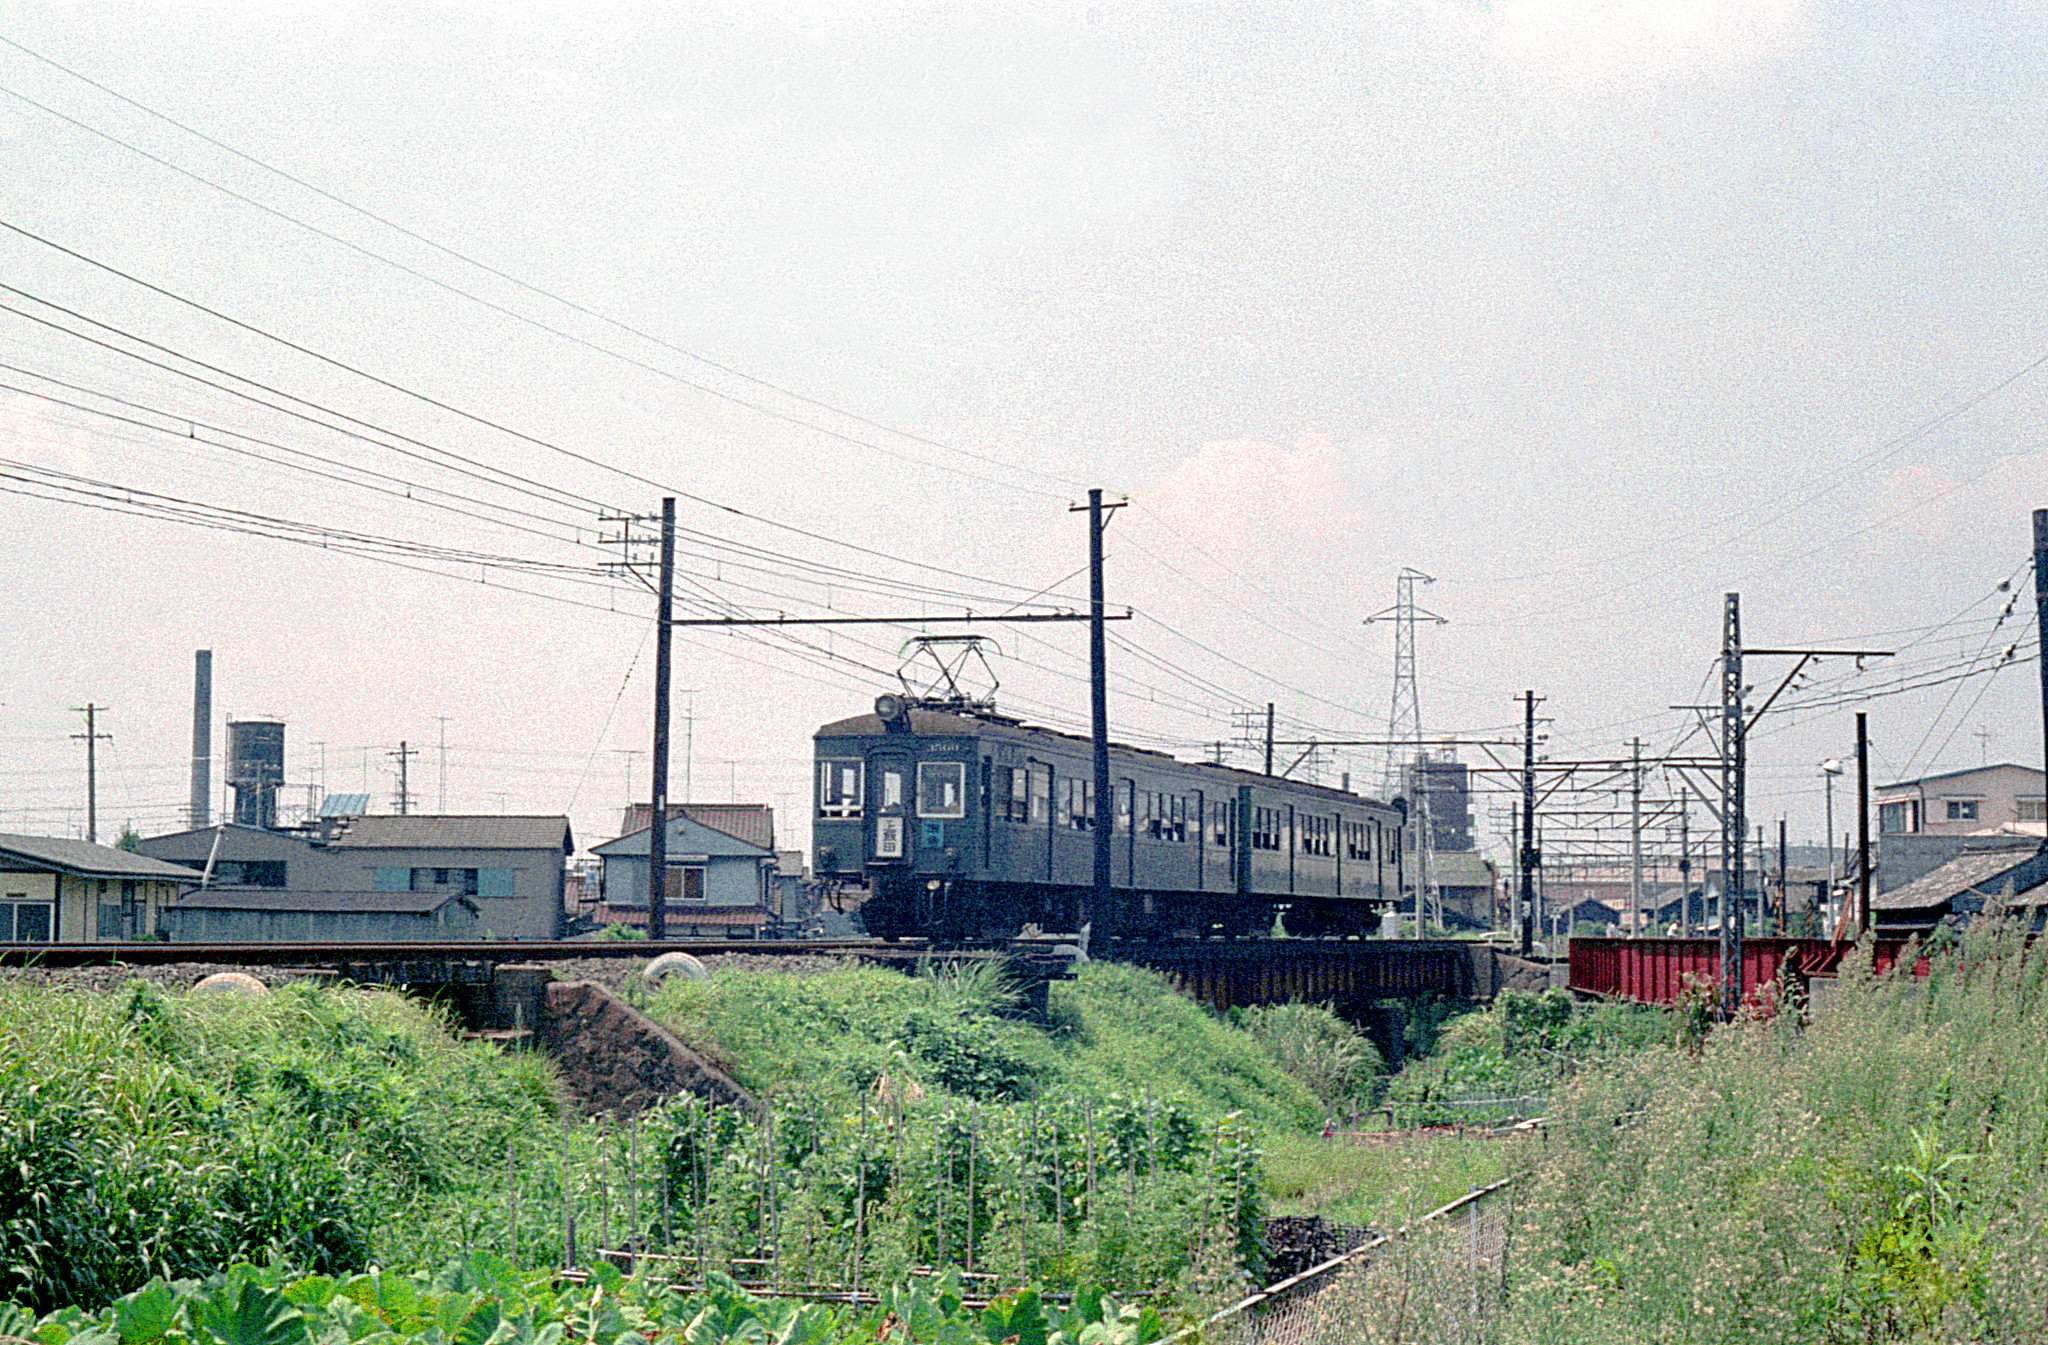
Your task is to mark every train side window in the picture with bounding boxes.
[1067,779,1094,830]
[918,761,966,817]
[1210,800,1228,847]
[1120,783,1135,832]
[1032,766,1051,825]
[1007,767,1029,822]
[819,761,863,818]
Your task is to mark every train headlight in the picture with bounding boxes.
[874,693,910,727]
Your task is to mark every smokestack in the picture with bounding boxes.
[190,650,212,828]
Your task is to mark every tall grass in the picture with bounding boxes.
[645,960,1322,1131]
[1311,921,2048,1343]
[0,979,564,1312]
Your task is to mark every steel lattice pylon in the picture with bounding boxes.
[1366,568,1447,933]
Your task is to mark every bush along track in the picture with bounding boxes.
[0,1255,1169,1345]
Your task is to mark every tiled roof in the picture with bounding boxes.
[321,815,573,852]
[619,803,775,850]
[1875,848,2043,911]
[0,833,199,881]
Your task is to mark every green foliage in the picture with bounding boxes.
[1379,990,1675,1127]
[1449,922,2048,1342]
[14,1260,1166,1345]
[0,980,565,1313]
[1231,1003,1383,1114]
[646,961,1320,1131]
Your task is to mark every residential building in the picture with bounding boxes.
[137,814,573,941]
[0,834,194,942]
[595,805,780,937]
[1876,763,2046,838]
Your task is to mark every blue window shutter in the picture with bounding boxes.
[373,867,407,892]
[478,868,516,897]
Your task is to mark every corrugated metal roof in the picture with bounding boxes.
[1875,848,2042,911]
[318,793,372,817]
[0,833,200,881]
[170,888,473,914]
[321,815,573,852]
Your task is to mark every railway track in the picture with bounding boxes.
[0,936,926,968]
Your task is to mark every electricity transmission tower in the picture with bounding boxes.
[1366,568,1447,934]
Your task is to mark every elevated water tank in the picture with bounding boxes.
[227,719,285,830]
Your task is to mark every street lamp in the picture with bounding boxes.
[1821,759,1844,930]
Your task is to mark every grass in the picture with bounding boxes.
[645,959,1322,1131]
[1263,1130,1514,1227]
[1306,920,2048,1343]
[0,977,567,1312]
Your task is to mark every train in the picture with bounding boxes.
[811,694,1408,943]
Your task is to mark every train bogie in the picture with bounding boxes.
[813,698,1406,944]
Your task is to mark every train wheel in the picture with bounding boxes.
[1281,903,1330,938]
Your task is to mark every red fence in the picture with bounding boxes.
[1568,936,1924,1006]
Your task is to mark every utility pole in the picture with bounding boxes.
[388,741,418,816]
[1066,489,1123,946]
[1519,690,1540,956]
[1720,593,1744,1016]
[650,498,676,942]
[1856,711,1871,937]
[71,704,111,843]
[1264,703,1275,776]
[1678,799,1691,935]
[1368,569,1447,938]
[1715,594,1889,1007]
[1066,489,1123,948]
[1629,737,1643,936]
[1777,818,1788,936]
[434,715,451,814]
[2035,510,2048,833]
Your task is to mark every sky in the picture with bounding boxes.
[0,0,2042,877]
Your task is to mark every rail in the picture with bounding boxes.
[0,936,927,968]
[1166,1171,1525,1344]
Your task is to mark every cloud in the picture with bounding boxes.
[1476,0,1806,90]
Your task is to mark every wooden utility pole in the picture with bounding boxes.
[2035,510,2048,829]
[71,704,110,843]
[1067,489,1123,948]
[649,497,676,942]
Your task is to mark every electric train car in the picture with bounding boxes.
[812,695,1407,943]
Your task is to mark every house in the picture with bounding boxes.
[1429,851,1498,929]
[594,805,780,937]
[137,815,573,942]
[1876,763,2046,838]
[1871,843,2048,937]
[0,833,194,942]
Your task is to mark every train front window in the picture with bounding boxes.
[918,761,966,817]
[819,761,863,817]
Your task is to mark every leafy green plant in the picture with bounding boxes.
[1232,1003,1383,1114]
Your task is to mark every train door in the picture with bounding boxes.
[869,752,910,861]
